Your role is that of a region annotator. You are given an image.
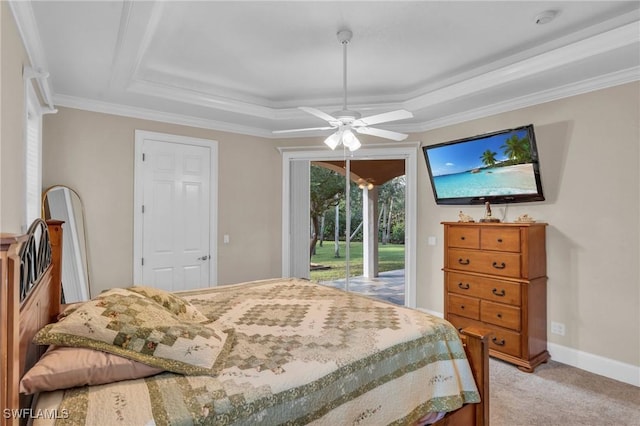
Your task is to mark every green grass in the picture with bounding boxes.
[310,240,405,282]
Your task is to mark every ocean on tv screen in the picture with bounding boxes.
[433,163,538,198]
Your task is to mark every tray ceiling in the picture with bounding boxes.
[12,1,640,138]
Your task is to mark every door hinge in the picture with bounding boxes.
[141,258,144,266]
[142,205,145,213]
[142,153,146,161]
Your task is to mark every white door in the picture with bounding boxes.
[134,131,218,291]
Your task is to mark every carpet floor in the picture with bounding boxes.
[490,358,640,425]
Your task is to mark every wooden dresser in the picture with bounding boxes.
[442,221,550,372]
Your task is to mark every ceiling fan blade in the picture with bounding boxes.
[299,106,339,124]
[354,126,409,141]
[273,126,335,134]
[353,109,413,126]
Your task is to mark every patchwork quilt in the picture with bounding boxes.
[34,278,480,425]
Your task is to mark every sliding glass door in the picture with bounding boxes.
[281,145,418,308]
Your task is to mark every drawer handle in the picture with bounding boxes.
[497,313,503,319]
[492,288,506,297]
[458,258,470,265]
[492,261,506,269]
[460,236,466,240]
[492,337,506,346]
[497,238,503,243]
[460,305,465,309]
[458,282,470,290]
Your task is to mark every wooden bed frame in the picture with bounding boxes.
[0,220,490,426]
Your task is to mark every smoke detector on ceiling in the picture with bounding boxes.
[535,10,558,25]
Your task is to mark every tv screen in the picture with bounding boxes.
[422,124,544,205]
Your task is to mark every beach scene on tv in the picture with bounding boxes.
[427,129,539,199]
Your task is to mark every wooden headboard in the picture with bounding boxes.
[0,220,63,426]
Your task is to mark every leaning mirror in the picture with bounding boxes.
[42,185,91,302]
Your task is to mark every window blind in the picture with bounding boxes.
[25,83,42,226]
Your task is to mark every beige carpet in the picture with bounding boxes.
[490,358,640,425]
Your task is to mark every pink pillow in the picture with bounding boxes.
[20,346,163,394]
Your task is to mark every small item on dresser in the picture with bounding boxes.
[458,211,475,222]
[515,214,536,223]
[479,201,500,223]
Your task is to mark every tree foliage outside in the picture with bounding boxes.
[310,165,345,257]
[378,176,405,244]
[310,164,406,262]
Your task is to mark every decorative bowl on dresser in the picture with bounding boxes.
[442,221,550,372]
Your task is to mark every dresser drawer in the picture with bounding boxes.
[488,327,521,358]
[446,272,521,305]
[448,294,480,320]
[448,249,521,278]
[481,300,521,331]
[447,314,522,358]
[479,279,521,305]
[481,227,521,252]
[446,272,484,299]
[447,226,479,249]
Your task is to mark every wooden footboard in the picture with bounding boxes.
[432,326,491,426]
[1,220,63,426]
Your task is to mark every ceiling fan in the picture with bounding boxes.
[273,29,413,151]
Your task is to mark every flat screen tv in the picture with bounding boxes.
[422,124,545,205]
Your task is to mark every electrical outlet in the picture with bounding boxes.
[551,321,565,336]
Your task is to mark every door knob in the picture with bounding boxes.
[197,255,210,261]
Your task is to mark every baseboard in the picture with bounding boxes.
[417,309,639,387]
[419,308,443,318]
[548,342,639,387]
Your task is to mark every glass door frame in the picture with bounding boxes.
[279,142,419,308]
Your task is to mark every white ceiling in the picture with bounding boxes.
[12,1,640,138]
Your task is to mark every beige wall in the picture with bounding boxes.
[415,83,640,367]
[43,109,283,295]
[0,2,29,233]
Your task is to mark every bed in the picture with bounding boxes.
[1,219,490,425]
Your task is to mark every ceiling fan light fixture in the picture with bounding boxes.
[324,131,342,150]
[342,129,361,151]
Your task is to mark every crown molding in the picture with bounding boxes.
[404,21,640,113]
[404,66,640,133]
[9,1,47,71]
[54,64,639,140]
[127,78,278,120]
[53,94,273,139]
[9,0,56,109]
[276,141,421,154]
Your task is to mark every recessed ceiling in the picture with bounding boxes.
[12,1,640,138]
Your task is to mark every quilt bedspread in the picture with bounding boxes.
[34,278,480,425]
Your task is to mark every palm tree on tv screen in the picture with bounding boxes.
[480,149,498,167]
[500,133,532,164]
